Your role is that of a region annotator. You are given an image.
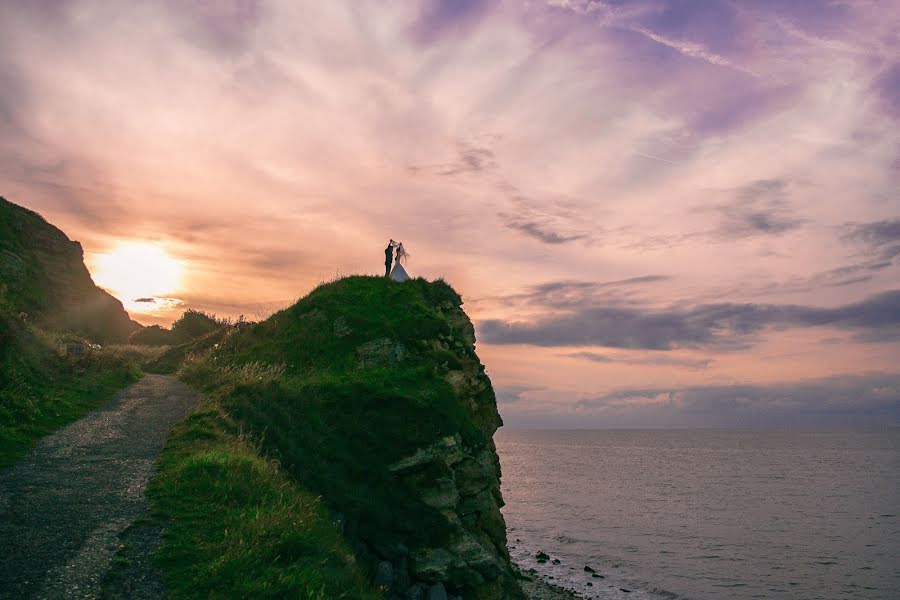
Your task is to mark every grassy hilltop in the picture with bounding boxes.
[153,276,524,599]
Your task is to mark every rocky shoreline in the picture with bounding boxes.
[514,565,585,600]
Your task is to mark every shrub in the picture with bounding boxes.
[129,324,176,346]
[171,310,221,342]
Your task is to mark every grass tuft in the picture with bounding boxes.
[149,404,381,599]
[0,306,153,468]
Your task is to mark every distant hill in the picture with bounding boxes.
[0,197,140,343]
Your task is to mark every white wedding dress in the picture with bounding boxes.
[390,261,410,282]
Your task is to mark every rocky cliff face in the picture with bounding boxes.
[0,197,140,342]
[374,300,523,600]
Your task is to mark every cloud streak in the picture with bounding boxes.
[479,290,900,349]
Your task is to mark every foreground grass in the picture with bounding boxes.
[0,313,152,469]
[0,365,138,469]
[149,403,381,599]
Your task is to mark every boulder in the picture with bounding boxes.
[356,337,406,368]
[375,561,394,588]
[427,583,448,600]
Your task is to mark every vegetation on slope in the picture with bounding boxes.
[176,276,488,548]
[151,275,516,597]
[0,291,152,468]
[149,403,380,600]
[129,310,223,347]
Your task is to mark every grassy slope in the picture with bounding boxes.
[150,275,493,597]
[0,198,51,315]
[179,276,487,547]
[149,404,380,600]
[0,309,147,469]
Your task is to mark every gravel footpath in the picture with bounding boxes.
[0,374,197,599]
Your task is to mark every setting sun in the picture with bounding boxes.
[91,242,184,304]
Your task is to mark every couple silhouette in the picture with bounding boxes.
[384,240,410,282]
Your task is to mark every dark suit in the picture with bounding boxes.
[385,244,393,277]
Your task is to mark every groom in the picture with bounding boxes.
[385,239,396,277]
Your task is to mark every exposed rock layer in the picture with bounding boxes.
[356,295,523,599]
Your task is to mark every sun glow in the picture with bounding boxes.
[91,243,184,307]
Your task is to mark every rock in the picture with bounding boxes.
[456,490,496,516]
[375,561,394,588]
[421,477,459,509]
[394,562,411,591]
[411,548,455,581]
[388,435,463,474]
[592,573,604,578]
[373,541,409,560]
[356,337,406,368]
[535,551,550,561]
[333,316,351,336]
[453,457,493,496]
[406,583,427,600]
[587,582,593,587]
[620,588,632,593]
[444,370,467,393]
[551,558,560,565]
[427,583,448,600]
[583,565,595,573]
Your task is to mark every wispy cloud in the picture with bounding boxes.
[713,179,805,238]
[566,351,711,370]
[843,219,900,263]
[632,27,759,78]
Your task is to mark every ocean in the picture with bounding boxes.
[495,429,900,600]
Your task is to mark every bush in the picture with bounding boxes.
[171,310,221,342]
[129,324,176,346]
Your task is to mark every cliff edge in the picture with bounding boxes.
[0,197,140,343]
[180,275,525,599]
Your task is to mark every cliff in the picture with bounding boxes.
[179,276,525,599]
[0,197,140,343]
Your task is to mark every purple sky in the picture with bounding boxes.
[1,0,899,427]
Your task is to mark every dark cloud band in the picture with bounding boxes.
[479,290,900,349]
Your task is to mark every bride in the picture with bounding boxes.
[390,242,411,282]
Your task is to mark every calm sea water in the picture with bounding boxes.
[495,429,900,600]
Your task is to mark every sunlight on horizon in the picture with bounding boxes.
[90,242,184,312]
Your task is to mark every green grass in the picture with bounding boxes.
[149,403,382,599]
[0,309,151,469]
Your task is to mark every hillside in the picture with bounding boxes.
[166,276,526,599]
[0,196,140,343]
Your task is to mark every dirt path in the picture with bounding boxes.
[0,374,197,599]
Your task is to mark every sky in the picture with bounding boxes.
[1,0,899,427]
